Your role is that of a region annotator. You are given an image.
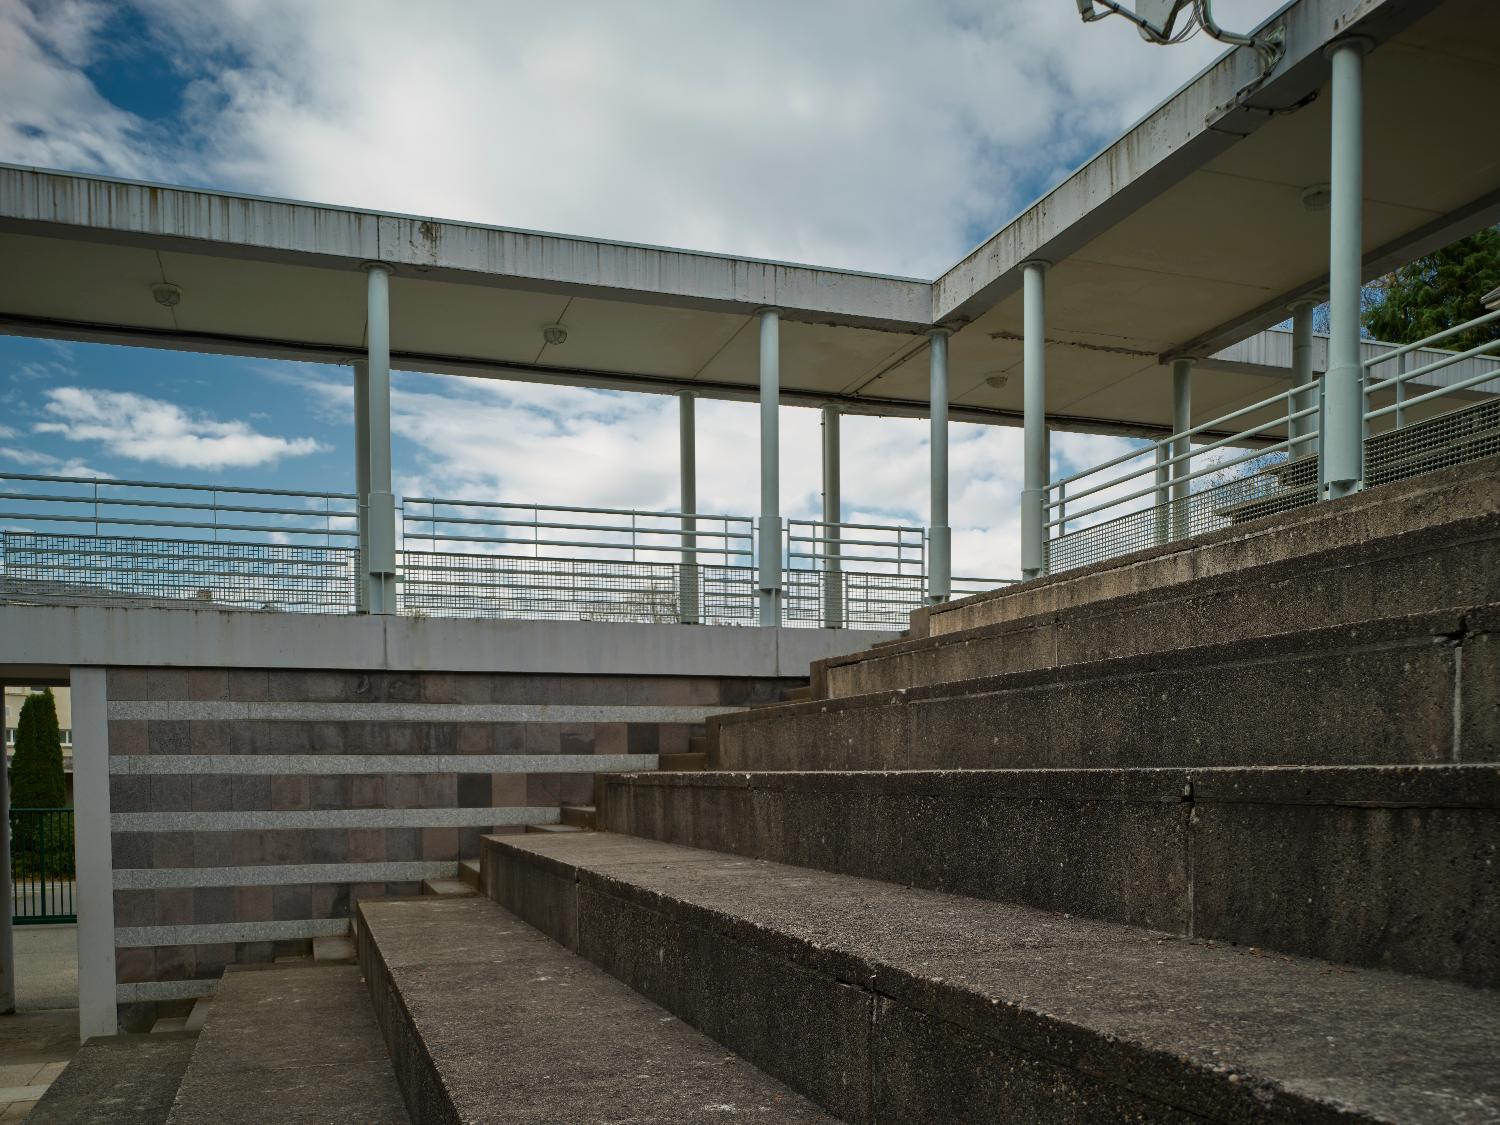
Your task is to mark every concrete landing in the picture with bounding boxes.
[165,965,407,1125]
[357,895,837,1123]
[487,831,1500,1124]
[26,1032,196,1125]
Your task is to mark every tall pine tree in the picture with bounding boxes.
[12,689,66,809]
[1364,227,1500,351]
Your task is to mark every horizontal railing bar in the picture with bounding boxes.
[404,514,751,540]
[0,493,357,521]
[1047,406,1316,513]
[1047,437,1296,528]
[1362,309,1500,368]
[787,520,925,534]
[1365,366,1500,421]
[0,513,358,537]
[405,497,750,523]
[1363,337,1500,397]
[407,532,749,556]
[0,471,355,501]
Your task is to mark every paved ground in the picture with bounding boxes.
[0,924,80,1120]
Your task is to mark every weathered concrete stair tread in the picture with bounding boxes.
[313,933,356,963]
[598,764,1500,986]
[488,831,1500,1124]
[457,857,481,889]
[821,509,1500,697]
[658,751,707,770]
[165,964,408,1125]
[357,895,838,1123]
[420,875,476,896]
[916,452,1500,640]
[526,822,586,833]
[27,1032,196,1125]
[713,604,1499,771]
[560,803,597,828]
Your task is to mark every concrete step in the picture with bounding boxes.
[483,831,1500,1124]
[688,733,710,754]
[909,450,1500,643]
[821,495,1500,700]
[457,857,481,889]
[713,604,1499,771]
[523,822,585,834]
[559,803,597,829]
[183,998,211,1033]
[782,684,813,702]
[657,751,708,771]
[313,933,357,963]
[165,965,407,1124]
[355,895,837,1123]
[26,1032,197,1125]
[598,764,1500,987]
[150,1016,189,1033]
[420,876,476,896]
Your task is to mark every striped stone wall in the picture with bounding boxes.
[105,666,789,1028]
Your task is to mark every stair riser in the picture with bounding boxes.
[921,455,1500,640]
[828,523,1500,698]
[717,612,1497,771]
[599,768,1500,987]
[483,836,1360,1124]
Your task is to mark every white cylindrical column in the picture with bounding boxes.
[757,309,782,626]
[1323,39,1369,499]
[1289,300,1317,462]
[677,391,698,625]
[352,361,371,613]
[71,667,117,1041]
[362,264,398,613]
[1170,357,1193,540]
[1021,261,1048,580]
[0,683,12,1016]
[820,404,842,628]
[928,329,952,604]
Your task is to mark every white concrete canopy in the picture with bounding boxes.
[0,0,1495,439]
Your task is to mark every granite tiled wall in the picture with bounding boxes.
[105,666,792,1028]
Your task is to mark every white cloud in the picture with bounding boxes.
[35,386,324,469]
[0,445,111,478]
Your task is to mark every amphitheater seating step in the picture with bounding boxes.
[482,831,1500,1124]
[657,751,708,771]
[165,965,407,1125]
[598,764,1500,986]
[420,876,476,896]
[560,803,597,828]
[356,895,837,1123]
[457,857,481,889]
[26,1032,196,1125]
[524,822,586,834]
[713,604,1498,771]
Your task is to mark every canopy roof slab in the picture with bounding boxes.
[0,0,1494,439]
[931,0,1500,434]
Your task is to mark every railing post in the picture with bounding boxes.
[353,360,370,612]
[927,328,952,604]
[821,404,843,628]
[677,391,698,625]
[1289,299,1317,462]
[1395,350,1408,430]
[0,686,12,1016]
[1171,357,1193,540]
[1322,37,1371,500]
[360,263,398,613]
[1021,260,1049,581]
[757,308,783,626]
[71,667,117,1040]
[1153,442,1170,544]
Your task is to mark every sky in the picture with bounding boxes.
[0,0,1284,577]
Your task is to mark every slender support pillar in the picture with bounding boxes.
[1289,301,1317,461]
[1020,261,1049,581]
[352,361,371,613]
[72,667,117,1041]
[362,264,398,613]
[820,404,843,628]
[1323,38,1370,500]
[757,309,782,626]
[677,391,698,625]
[928,329,952,604]
[0,684,13,1016]
[1171,357,1193,540]
[1395,350,1408,429]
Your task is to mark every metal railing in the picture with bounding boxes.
[1045,311,1500,574]
[11,808,75,925]
[0,473,359,611]
[784,518,925,629]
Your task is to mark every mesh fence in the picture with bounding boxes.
[0,532,357,613]
[783,569,927,630]
[399,552,758,625]
[1365,397,1500,488]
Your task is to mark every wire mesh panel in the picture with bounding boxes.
[1365,397,1500,488]
[783,569,927,630]
[0,532,357,613]
[400,552,757,625]
[11,809,75,924]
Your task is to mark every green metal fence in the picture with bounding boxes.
[10,808,76,924]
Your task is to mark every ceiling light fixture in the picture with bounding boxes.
[152,282,182,307]
[984,372,1010,390]
[1300,184,1331,213]
[542,323,568,346]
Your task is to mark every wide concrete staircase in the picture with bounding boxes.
[414,457,1495,1123]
